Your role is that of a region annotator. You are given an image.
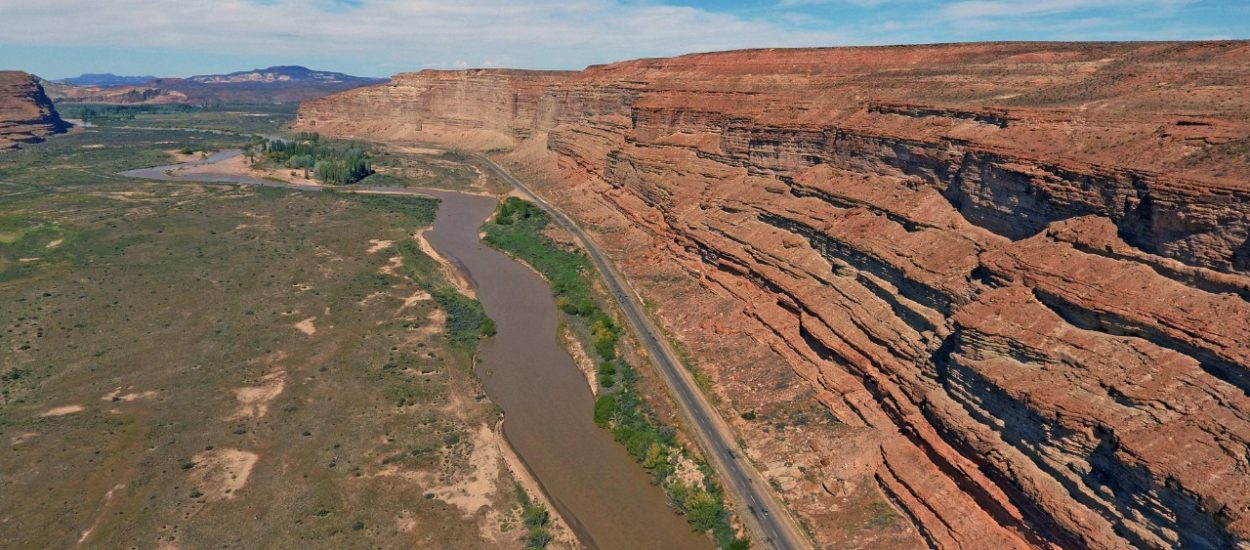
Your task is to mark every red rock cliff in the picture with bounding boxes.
[0,71,68,149]
[300,41,1250,549]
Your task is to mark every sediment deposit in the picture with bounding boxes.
[300,41,1250,549]
[0,71,67,149]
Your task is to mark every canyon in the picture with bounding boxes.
[0,71,67,149]
[298,41,1250,549]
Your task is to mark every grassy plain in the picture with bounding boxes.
[58,103,299,136]
[0,120,528,548]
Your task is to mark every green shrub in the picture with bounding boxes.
[597,361,617,376]
[517,486,553,548]
[593,394,617,427]
[525,528,553,549]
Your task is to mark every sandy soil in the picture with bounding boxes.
[422,424,503,516]
[402,289,431,306]
[100,388,158,402]
[560,325,598,395]
[227,369,285,420]
[414,229,475,299]
[163,149,203,163]
[10,432,38,445]
[366,239,394,254]
[378,255,403,277]
[174,153,321,186]
[380,416,580,548]
[188,448,260,500]
[293,317,317,335]
[39,404,85,417]
[368,419,529,545]
[391,146,447,156]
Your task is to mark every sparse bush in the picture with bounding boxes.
[517,486,553,548]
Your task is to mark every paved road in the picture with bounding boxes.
[479,157,812,550]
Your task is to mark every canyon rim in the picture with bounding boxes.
[298,41,1250,549]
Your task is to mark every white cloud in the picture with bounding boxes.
[0,0,1231,77]
[940,0,1193,20]
[0,0,847,72]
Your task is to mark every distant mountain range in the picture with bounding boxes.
[45,66,387,105]
[183,66,380,86]
[58,73,158,87]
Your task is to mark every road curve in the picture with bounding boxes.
[479,157,813,550]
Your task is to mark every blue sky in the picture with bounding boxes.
[0,0,1245,79]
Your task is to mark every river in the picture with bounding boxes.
[122,151,708,550]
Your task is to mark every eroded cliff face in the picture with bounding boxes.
[0,71,68,149]
[300,42,1250,549]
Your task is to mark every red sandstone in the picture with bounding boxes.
[299,41,1250,549]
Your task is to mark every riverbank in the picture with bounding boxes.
[118,148,708,549]
[482,197,749,549]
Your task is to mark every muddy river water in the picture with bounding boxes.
[124,153,707,549]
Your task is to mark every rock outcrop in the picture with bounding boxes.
[0,71,68,149]
[300,41,1250,549]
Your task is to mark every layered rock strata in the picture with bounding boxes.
[0,71,68,149]
[299,41,1250,549]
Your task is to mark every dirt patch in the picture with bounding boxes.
[400,290,432,311]
[187,448,260,500]
[10,432,38,445]
[164,149,204,163]
[379,255,403,277]
[368,420,576,547]
[293,317,317,335]
[227,369,285,420]
[392,146,447,156]
[46,238,63,249]
[367,239,394,254]
[175,153,322,186]
[394,512,419,534]
[100,388,159,402]
[368,422,504,541]
[425,424,502,516]
[39,404,85,417]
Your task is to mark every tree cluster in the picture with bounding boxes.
[261,133,373,185]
